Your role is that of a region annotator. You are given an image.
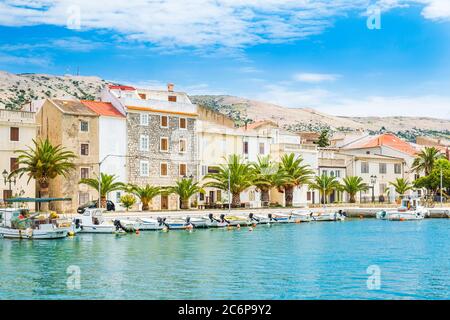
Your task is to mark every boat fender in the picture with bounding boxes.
[68,231,75,237]
[249,227,253,231]
[136,230,140,235]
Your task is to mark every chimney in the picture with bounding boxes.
[167,83,174,92]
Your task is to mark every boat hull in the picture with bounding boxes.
[0,227,68,239]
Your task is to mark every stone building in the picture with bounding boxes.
[101,84,198,210]
[35,99,100,213]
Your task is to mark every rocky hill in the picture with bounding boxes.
[0,71,107,109]
[1,71,448,141]
[190,95,450,142]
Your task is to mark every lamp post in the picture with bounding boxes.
[228,168,231,213]
[370,175,377,203]
[2,169,17,200]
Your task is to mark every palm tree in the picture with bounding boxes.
[341,176,369,203]
[129,184,161,211]
[251,155,285,206]
[278,153,313,207]
[204,154,255,208]
[79,173,125,208]
[412,146,443,175]
[308,174,342,204]
[13,138,76,209]
[168,178,204,209]
[388,178,413,199]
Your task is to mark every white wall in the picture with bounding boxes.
[99,116,127,204]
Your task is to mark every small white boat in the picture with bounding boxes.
[184,216,208,228]
[290,210,314,222]
[222,214,254,226]
[310,210,346,221]
[73,208,120,233]
[376,198,427,221]
[0,208,68,239]
[203,214,229,228]
[161,217,194,230]
[254,213,297,223]
[249,213,271,224]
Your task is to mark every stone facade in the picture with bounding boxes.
[127,111,198,210]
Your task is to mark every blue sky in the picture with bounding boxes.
[0,0,449,117]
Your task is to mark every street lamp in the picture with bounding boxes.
[2,169,17,200]
[370,175,377,203]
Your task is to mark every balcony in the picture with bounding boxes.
[120,98,198,115]
[0,109,35,124]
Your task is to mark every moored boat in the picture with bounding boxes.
[376,197,427,221]
[203,214,229,228]
[310,210,346,221]
[0,208,68,239]
[73,208,120,233]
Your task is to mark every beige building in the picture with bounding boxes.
[0,109,37,202]
[36,99,100,213]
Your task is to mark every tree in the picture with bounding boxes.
[388,178,413,199]
[414,158,450,197]
[317,130,330,148]
[120,194,136,211]
[79,173,125,208]
[278,153,313,207]
[412,146,444,175]
[308,174,342,204]
[341,176,369,203]
[251,155,285,205]
[13,138,76,209]
[129,184,161,211]
[168,178,204,209]
[204,154,255,207]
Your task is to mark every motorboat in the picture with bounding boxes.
[290,210,314,222]
[183,216,208,228]
[376,197,427,221]
[160,217,194,230]
[203,213,229,228]
[310,210,346,221]
[0,208,68,239]
[73,208,120,233]
[249,213,271,224]
[222,214,255,226]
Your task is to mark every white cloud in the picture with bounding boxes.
[0,37,101,52]
[293,72,340,83]
[420,0,450,20]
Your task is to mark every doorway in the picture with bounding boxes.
[161,195,169,210]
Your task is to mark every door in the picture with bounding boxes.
[161,195,169,210]
[209,191,215,205]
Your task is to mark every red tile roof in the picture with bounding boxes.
[81,100,125,118]
[349,133,417,155]
[108,84,136,91]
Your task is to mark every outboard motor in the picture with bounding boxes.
[219,214,230,224]
[185,216,194,228]
[74,218,81,229]
[249,213,259,222]
[113,219,123,231]
[268,213,277,222]
[157,217,168,227]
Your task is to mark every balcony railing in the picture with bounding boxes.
[0,109,35,123]
[120,98,197,115]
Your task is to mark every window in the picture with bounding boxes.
[10,127,19,141]
[179,139,187,153]
[80,168,89,179]
[179,163,187,177]
[330,171,335,177]
[201,165,208,176]
[208,166,220,174]
[80,120,89,132]
[168,95,177,102]
[140,161,149,177]
[80,143,89,156]
[335,170,341,178]
[243,141,249,155]
[394,163,402,174]
[79,192,90,205]
[140,113,149,126]
[259,142,265,155]
[323,170,328,176]
[307,191,312,201]
[10,158,18,172]
[217,190,222,202]
[361,162,369,174]
[160,115,168,128]
[249,190,255,201]
[140,135,149,151]
[160,137,169,152]
[160,163,168,176]
[199,192,204,201]
[179,117,187,129]
[379,163,387,174]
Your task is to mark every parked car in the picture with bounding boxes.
[77,200,115,214]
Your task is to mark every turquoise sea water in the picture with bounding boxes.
[0,219,449,300]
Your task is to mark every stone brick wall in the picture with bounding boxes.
[127,111,198,210]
